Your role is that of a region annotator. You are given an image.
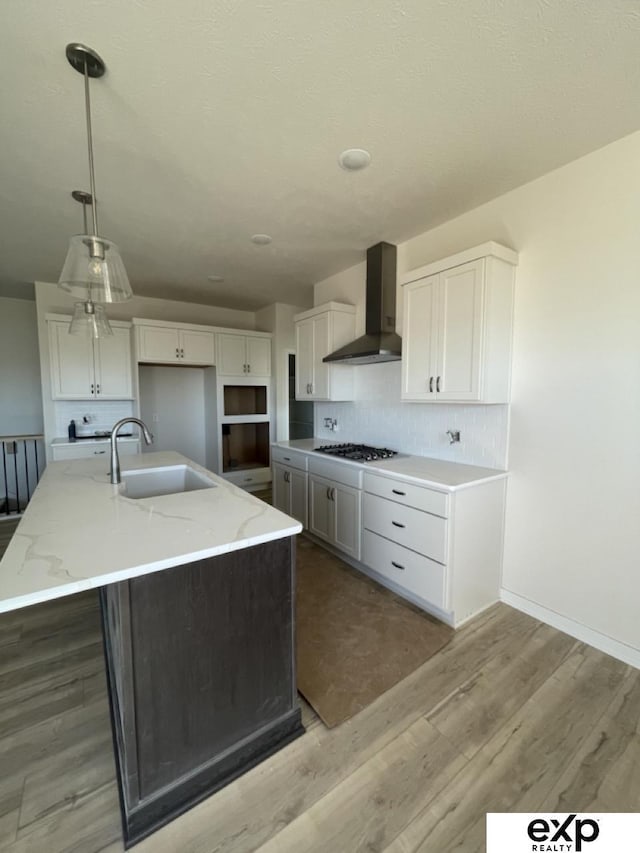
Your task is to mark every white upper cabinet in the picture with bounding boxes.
[217,333,271,376]
[401,243,517,404]
[135,321,215,365]
[48,318,133,400]
[294,302,356,401]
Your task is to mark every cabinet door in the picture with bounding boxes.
[137,325,180,363]
[95,327,133,399]
[436,260,483,401]
[246,337,271,376]
[401,274,439,400]
[311,314,330,399]
[180,330,215,365]
[333,482,361,560]
[49,321,95,399]
[272,463,291,516]
[308,475,333,542]
[289,469,308,529]
[218,334,247,375]
[295,319,314,400]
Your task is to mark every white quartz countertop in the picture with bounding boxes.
[273,439,507,490]
[0,451,301,615]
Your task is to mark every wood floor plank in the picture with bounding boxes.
[128,604,536,853]
[382,645,630,853]
[0,641,104,695]
[10,782,121,853]
[0,808,19,847]
[19,727,115,830]
[426,622,577,759]
[540,667,640,812]
[256,717,467,853]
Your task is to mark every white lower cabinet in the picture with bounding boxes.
[272,462,308,528]
[361,471,506,627]
[308,474,361,561]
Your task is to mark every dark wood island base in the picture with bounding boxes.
[99,536,304,848]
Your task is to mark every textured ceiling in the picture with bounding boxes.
[1,0,639,310]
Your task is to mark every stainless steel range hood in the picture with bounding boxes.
[323,242,401,364]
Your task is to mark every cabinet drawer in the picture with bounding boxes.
[223,467,271,489]
[363,472,448,518]
[271,446,308,471]
[362,530,446,610]
[51,441,140,461]
[363,492,447,564]
[308,456,362,489]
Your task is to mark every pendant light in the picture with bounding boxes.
[58,43,133,303]
[68,191,113,338]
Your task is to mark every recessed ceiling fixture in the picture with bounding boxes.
[68,190,113,338]
[207,275,224,282]
[251,234,273,245]
[58,43,133,305]
[338,148,372,171]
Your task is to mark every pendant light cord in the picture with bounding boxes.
[83,60,99,237]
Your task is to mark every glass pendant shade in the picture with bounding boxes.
[69,300,113,338]
[59,234,133,303]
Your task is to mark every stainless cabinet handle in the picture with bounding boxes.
[91,383,94,394]
[391,520,405,528]
[326,486,331,500]
[283,456,291,461]
[436,375,441,392]
[176,348,180,358]
[247,364,251,373]
[96,384,100,395]
[392,489,405,496]
[429,376,433,393]
[93,450,106,455]
[244,477,253,482]
[181,348,185,358]
[331,487,336,501]
[284,471,290,483]
[391,561,405,571]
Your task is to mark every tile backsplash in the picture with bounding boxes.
[314,362,509,469]
[54,400,136,438]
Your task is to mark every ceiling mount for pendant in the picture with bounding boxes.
[65,44,106,79]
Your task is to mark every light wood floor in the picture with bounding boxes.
[0,586,639,852]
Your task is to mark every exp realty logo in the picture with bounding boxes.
[487,813,639,852]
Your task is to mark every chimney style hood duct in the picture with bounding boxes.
[323,242,401,364]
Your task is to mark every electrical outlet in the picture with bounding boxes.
[152,413,159,423]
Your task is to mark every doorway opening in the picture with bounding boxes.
[288,354,313,440]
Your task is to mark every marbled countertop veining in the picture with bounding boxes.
[0,451,301,615]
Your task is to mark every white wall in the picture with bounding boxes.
[314,129,640,657]
[138,365,208,467]
[0,297,43,436]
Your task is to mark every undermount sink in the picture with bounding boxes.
[119,464,216,500]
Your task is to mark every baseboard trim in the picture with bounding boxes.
[500,588,640,670]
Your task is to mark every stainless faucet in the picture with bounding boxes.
[110,418,154,485]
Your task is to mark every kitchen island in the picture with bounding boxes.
[0,451,304,847]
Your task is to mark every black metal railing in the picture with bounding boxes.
[1,435,44,516]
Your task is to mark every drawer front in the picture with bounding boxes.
[308,456,362,489]
[51,441,140,461]
[271,446,308,471]
[363,472,448,518]
[363,492,447,564]
[224,467,271,489]
[362,530,446,609]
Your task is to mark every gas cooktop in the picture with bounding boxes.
[313,443,397,462]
